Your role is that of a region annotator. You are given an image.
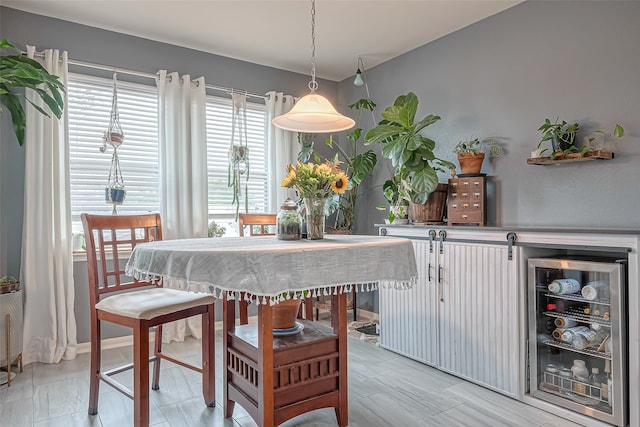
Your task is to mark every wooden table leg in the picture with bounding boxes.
[223,296,236,418]
[258,302,274,427]
[332,292,348,427]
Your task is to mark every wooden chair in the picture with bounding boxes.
[238,213,277,237]
[81,213,216,427]
[237,213,313,321]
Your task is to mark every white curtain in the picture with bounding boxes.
[21,46,77,364]
[265,91,297,212]
[156,70,208,342]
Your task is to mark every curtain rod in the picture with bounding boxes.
[30,51,268,101]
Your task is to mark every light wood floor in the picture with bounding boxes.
[0,326,584,427]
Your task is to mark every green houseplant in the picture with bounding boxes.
[453,137,502,175]
[0,39,65,146]
[537,117,580,153]
[586,124,625,152]
[376,175,410,224]
[298,98,378,232]
[365,92,454,222]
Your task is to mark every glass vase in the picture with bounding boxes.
[303,197,326,240]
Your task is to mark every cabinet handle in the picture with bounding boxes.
[438,230,446,254]
[428,229,436,253]
[438,265,444,302]
[428,262,433,282]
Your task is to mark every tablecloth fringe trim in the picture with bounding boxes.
[125,266,415,305]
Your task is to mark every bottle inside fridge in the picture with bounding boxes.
[528,257,626,426]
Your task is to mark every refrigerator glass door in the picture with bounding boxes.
[528,258,625,426]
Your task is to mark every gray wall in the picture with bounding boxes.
[339,0,640,236]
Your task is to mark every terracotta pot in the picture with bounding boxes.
[272,298,302,330]
[457,152,485,175]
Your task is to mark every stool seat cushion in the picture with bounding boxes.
[96,288,215,320]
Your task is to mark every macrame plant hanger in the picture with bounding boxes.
[102,73,126,214]
[228,90,249,220]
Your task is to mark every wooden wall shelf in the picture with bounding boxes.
[527,150,614,165]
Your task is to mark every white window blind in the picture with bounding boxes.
[68,73,159,232]
[68,72,268,236]
[205,97,268,216]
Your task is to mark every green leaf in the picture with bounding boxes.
[364,124,402,145]
[413,114,441,134]
[409,167,438,198]
[348,98,375,111]
[347,127,362,142]
[351,150,377,185]
[614,124,625,138]
[297,133,314,162]
[0,91,26,145]
[380,105,405,126]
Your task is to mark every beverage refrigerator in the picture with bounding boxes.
[528,257,627,426]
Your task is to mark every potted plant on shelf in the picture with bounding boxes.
[537,117,580,154]
[453,137,502,175]
[0,39,65,146]
[365,92,454,223]
[585,124,625,154]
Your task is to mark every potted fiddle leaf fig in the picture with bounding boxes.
[0,39,65,146]
[365,92,454,223]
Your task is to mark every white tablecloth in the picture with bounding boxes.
[125,235,417,304]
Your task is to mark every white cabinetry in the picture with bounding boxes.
[379,228,521,397]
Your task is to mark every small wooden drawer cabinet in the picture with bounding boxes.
[447,176,486,226]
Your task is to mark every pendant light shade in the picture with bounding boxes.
[272,0,355,134]
[272,92,355,133]
[353,68,364,86]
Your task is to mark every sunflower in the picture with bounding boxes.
[281,170,296,187]
[331,173,349,195]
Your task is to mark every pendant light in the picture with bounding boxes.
[353,57,365,86]
[272,0,355,133]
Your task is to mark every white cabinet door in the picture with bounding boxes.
[379,240,439,366]
[438,241,520,397]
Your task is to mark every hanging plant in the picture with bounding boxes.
[102,73,126,213]
[228,90,249,219]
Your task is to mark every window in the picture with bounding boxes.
[205,96,268,229]
[68,73,268,236]
[67,73,159,232]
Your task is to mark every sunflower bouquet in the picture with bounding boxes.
[281,160,349,198]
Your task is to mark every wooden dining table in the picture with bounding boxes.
[126,234,417,427]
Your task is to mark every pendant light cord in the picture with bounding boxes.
[308,0,318,93]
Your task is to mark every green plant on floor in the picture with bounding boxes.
[0,39,65,146]
[298,97,378,232]
[365,92,454,204]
